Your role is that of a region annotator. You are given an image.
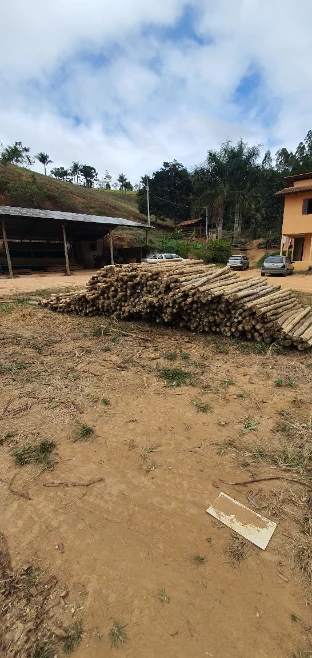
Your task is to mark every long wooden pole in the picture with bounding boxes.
[1,219,13,279]
[109,229,114,265]
[309,235,312,269]
[62,224,71,276]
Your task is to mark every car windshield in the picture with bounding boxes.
[265,256,283,263]
[229,256,242,260]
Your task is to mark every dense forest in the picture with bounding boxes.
[138,131,312,239]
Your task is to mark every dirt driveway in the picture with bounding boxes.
[0,271,93,296]
[1,295,312,657]
[237,268,312,293]
[1,268,311,298]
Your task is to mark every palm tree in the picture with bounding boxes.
[71,161,80,184]
[35,152,53,175]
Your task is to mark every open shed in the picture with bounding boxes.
[0,205,150,277]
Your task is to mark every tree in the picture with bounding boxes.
[50,166,70,181]
[137,161,192,223]
[71,162,80,184]
[124,181,133,192]
[79,165,98,188]
[117,173,127,192]
[0,141,33,167]
[104,170,112,190]
[35,152,53,175]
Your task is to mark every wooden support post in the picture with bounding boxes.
[62,224,71,276]
[1,219,13,279]
[109,229,114,265]
[279,235,284,256]
[145,229,148,248]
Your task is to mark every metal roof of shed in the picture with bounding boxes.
[0,205,149,241]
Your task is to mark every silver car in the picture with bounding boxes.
[227,254,250,270]
[261,255,294,277]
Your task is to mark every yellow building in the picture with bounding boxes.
[276,172,312,270]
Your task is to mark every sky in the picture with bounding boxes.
[1,0,312,184]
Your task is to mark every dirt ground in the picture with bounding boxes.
[237,268,312,293]
[0,270,93,296]
[1,291,312,657]
[1,267,312,298]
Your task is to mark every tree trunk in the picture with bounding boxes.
[217,200,224,239]
[233,203,241,240]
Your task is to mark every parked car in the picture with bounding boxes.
[261,255,294,277]
[227,254,250,270]
[143,253,189,263]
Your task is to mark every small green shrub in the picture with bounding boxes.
[157,367,196,387]
[13,441,56,469]
[74,423,94,442]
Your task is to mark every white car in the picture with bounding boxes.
[143,253,189,263]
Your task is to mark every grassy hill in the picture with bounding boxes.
[0,164,148,224]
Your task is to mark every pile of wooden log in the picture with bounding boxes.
[41,262,312,350]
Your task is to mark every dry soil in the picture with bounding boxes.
[1,290,312,657]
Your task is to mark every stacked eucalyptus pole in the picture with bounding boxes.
[41,262,312,350]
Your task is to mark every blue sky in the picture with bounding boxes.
[1,0,312,183]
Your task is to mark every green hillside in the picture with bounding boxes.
[0,164,148,224]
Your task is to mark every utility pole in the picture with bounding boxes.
[146,177,151,227]
[205,206,208,242]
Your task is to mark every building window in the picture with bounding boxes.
[302,198,312,214]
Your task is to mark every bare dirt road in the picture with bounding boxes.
[1,268,312,298]
[0,271,93,296]
[237,268,312,293]
[1,296,312,657]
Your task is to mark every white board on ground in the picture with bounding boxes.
[206,492,276,550]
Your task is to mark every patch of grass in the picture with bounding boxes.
[21,565,43,592]
[291,613,299,622]
[0,303,13,313]
[220,379,235,388]
[93,325,103,337]
[228,533,247,564]
[0,431,16,446]
[67,370,80,381]
[157,367,196,387]
[232,339,267,355]
[214,342,229,354]
[109,620,128,649]
[33,644,54,658]
[191,399,211,413]
[193,554,205,565]
[274,378,297,388]
[74,423,94,442]
[102,397,110,406]
[13,441,56,469]
[158,588,170,603]
[163,350,177,361]
[293,652,312,658]
[180,351,190,361]
[102,345,111,352]
[242,417,259,433]
[217,438,237,456]
[293,538,312,582]
[63,621,83,654]
[15,296,30,305]
[0,361,27,375]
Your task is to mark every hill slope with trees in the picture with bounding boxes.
[0,164,147,224]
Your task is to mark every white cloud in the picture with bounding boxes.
[1,0,312,183]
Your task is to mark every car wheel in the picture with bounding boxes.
[261,272,265,277]
[282,272,287,277]
[289,269,294,275]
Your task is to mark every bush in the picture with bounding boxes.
[192,239,232,264]
[256,251,280,267]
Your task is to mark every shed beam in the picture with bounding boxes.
[1,218,13,279]
[309,234,312,269]
[109,229,114,265]
[62,224,71,276]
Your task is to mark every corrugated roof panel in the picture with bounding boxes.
[0,205,149,229]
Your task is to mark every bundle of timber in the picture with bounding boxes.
[41,262,312,350]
